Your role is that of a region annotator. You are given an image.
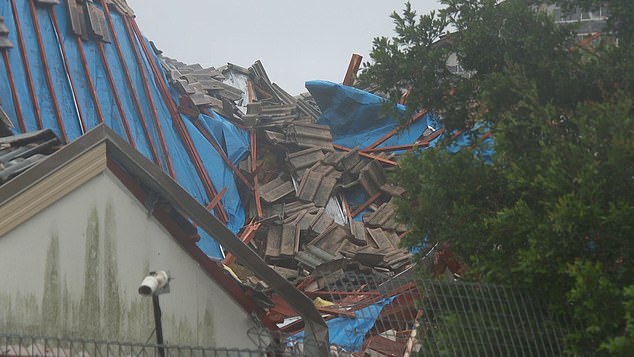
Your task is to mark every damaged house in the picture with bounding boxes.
[0,0,465,355]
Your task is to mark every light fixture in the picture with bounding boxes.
[138,271,170,357]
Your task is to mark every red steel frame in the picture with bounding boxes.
[350,191,383,218]
[342,53,362,86]
[365,110,427,150]
[9,0,43,130]
[251,127,263,218]
[223,220,261,266]
[2,51,26,133]
[361,127,445,153]
[333,144,399,167]
[205,186,227,212]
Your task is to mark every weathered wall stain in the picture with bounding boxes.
[200,308,215,345]
[0,201,220,346]
[0,291,39,335]
[41,233,61,335]
[103,200,121,339]
[78,206,101,338]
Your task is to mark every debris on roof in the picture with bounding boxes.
[0,16,13,49]
[0,0,453,353]
[0,129,61,184]
[0,107,13,137]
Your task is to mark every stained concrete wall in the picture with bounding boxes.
[0,172,260,349]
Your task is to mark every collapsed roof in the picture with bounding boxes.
[0,0,468,354]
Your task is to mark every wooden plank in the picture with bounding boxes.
[287,147,325,172]
[223,221,261,265]
[350,191,382,218]
[86,2,110,42]
[342,53,363,86]
[317,306,356,318]
[67,0,89,39]
[309,209,335,236]
[333,144,398,166]
[359,160,387,195]
[205,186,227,211]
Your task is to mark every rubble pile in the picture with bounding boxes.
[159,54,415,281]
[156,53,435,354]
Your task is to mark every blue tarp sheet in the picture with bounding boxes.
[0,0,248,258]
[306,80,441,150]
[306,80,494,222]
[292,296,396,352]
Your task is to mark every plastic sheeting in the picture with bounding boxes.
[306,80,494,225]
[306,80,441,150]
[446,122,495,163]
[292,296,396,352]
[0,0,248,258]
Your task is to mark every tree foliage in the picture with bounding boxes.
[362,0,634,354]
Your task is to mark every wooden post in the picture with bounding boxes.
[343,53,363,86]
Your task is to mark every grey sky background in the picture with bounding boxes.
[126,0,443,95]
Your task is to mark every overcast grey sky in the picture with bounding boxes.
[127,0,443,95]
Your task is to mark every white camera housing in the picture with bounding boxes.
[138,271,170,296]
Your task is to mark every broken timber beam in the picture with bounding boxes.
[333,144,398,167]
[343,53,362,86]
[365,110,428,150]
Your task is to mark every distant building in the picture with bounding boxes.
[546,4,609,37]
[442,3,611,76]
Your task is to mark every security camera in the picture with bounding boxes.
[138,271,170,296]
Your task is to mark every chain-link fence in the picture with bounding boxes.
[289,269,573,356]
[1,271,574,357]
[0,334,267,357]
[417,279,571,356]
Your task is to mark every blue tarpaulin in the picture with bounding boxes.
[292,296,396,352]
[306,80,494,223]
[0,0,248,258]
[307,80,441,150]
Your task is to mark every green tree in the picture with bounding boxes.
[362,0,634,354]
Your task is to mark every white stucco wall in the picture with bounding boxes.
[0,172,260,350]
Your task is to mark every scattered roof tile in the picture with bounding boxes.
[0,129,61,184]
[259,177,294,203]
[359,160,387,195]
[287,122,334,151]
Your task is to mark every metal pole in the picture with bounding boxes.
[152,295,165,357]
